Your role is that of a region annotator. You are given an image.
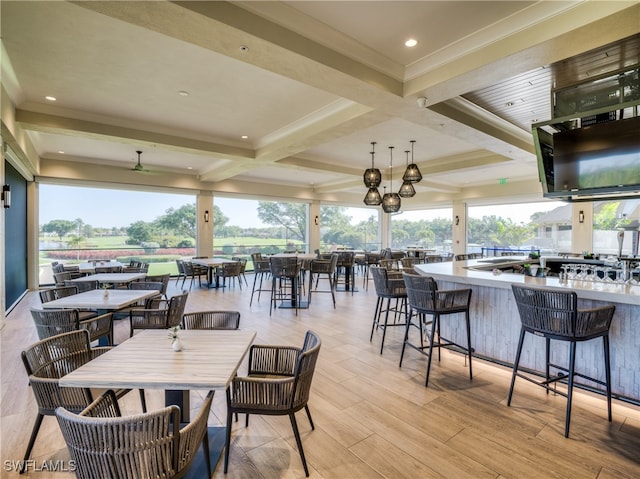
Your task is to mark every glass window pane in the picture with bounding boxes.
[39,184,194,285]
[592,199,640,257]
[319,206,379,251]
[467,201,568,256]
[214,198,308,258]
[390,208,453,256]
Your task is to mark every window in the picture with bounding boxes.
[467,201,568,255]
[38,184,194,285]
[390,208,453,254]
[214,197,308,258]
[319,206,379,251]
[592,199,640,256]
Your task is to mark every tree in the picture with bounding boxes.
[127,221,153,244]
[257,202,307,240]
[155,204,228,239]
[42,219,76,240]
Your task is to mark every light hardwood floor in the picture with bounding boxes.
[2,272,640,478]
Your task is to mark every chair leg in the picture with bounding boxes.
[21,414,44,473]
[545,337,551,395]
[507,328,526,406]
[370,297,382,341]
[250,274,259,306]
[465,310,473,381]
[380,298,392,354]
[425,315,438,387]
[289,413,310,477]
[398,309,412,368]
[603,335,612,422]
[304,404,315,430]
[564,341,577,437]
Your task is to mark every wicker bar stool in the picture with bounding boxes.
[508,284,615,437]
[399,272,473,387]
[369,266,408,354]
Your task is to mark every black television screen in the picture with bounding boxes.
[535,115,640,201]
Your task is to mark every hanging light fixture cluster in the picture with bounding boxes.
[363,142,382,205]
[362,140,422,212]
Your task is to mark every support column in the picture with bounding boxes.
[452,202,467,257]
[309,201,320,253]
[197,192,213,258]
[572,203,592,254]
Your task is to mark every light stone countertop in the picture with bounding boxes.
[414,258,639,306]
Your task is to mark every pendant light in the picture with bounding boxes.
[398,150,416,198]
[363,141,381,188]
[363,186,382,206]
[381,147,401,213]
[402,140,423,183]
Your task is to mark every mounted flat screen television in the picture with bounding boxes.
[534,114,640,202]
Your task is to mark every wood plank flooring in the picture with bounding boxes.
[2,273,639,478]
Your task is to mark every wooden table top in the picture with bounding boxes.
[70,272,146,283]
[41,289,158,310]
[60,329,257,390]
[78,261,124,272]
[191,258,236,267]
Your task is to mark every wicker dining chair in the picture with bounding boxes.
[56,389,215,479]
[39,285,98,321]
[182,310,241,330]
[508,284,615,437]
[224,330,321,477]
[129,292,188,337]
[399,272,473,387]
[231,256,249,286]
[20,330,142,474]
[215,261,243,290]
[30,308,113,345]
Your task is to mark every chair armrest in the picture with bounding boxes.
[29,375,92,413]
[229,376,295,410]
[576,304,615,337]
[90,347,112,359]
[248,345,300,376]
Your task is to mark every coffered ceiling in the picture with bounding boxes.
[1,1,638,208]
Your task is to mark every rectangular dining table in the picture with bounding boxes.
[70,272,146,287]
[41,289,159,345]
[191,258,236,288]
[60,329,257,477]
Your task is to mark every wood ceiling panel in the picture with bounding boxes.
[463,34,640,131]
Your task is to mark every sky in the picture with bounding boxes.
[39,184,562,229]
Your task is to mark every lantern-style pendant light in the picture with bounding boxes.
[381,146,401,213]
[363,141,382,188]
[398,150,416,198]
[363,187,382,205]
[402,140,423,183]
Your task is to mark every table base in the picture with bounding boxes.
[278,300,309,309]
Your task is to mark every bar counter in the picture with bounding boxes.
[414,258,640,402]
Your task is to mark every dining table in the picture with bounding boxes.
[191,257,236,288]
[78,261,124,273]
[60,329,257,477]
[70,272,146,287]
[41,288,159,345]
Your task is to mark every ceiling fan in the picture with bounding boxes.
[132,150,150,173]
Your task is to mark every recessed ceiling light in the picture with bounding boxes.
[505,101,515,107]
[178,91,189,97]
[58,150,65,154]
[240,45,249,52]
[187,166,193,170]
[241,135,248,139]
[45,96,56,101]
[405,38,418,47]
